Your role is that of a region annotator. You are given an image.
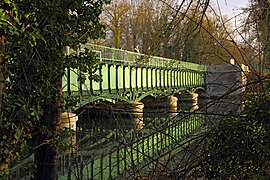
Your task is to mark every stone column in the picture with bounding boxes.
[59,112,78,152]
[115,101,144,129]
[177,92,199,111]
[142,95,178,118]
[166,95,178,117]
[191,93,199,111]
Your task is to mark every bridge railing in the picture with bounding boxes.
[58,112,205,179]
[10,112,205,179]
[81,44,207,71]
[9,154,34,179]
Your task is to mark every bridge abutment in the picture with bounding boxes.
[204,64,249,120]
[206,64,249,96]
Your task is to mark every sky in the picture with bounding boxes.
[216,0,250,18]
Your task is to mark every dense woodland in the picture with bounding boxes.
[1,0,270,179]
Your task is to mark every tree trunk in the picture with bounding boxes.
[115,27,121,49]
[33,102,59,180]
[0,37,5,121]
[0,36,7,172]
[33,79,62,179]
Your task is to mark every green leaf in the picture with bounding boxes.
[14,129,21,140]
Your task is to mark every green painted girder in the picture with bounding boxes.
[62,44,207,109]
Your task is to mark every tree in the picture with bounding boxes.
[0,0,21,174]
[101,0,176,53]
[190,92,270,179]
[101,0,246,65]
[245,0,270,73]
[0,0,108,178]
[167,1,270,179]
[171,9,250,65]
[102,0,131,48]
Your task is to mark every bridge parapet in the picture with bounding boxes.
[82,44,207,71]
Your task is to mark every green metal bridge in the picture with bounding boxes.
[57,44,207,178]
[11,44,252,179]
[62,43,207,109]
[11,44,208,179]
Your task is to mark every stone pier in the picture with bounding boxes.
[176,92,199,112]
[59,112,78,152]
[115,101,144,129]
[142,95,178,117]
